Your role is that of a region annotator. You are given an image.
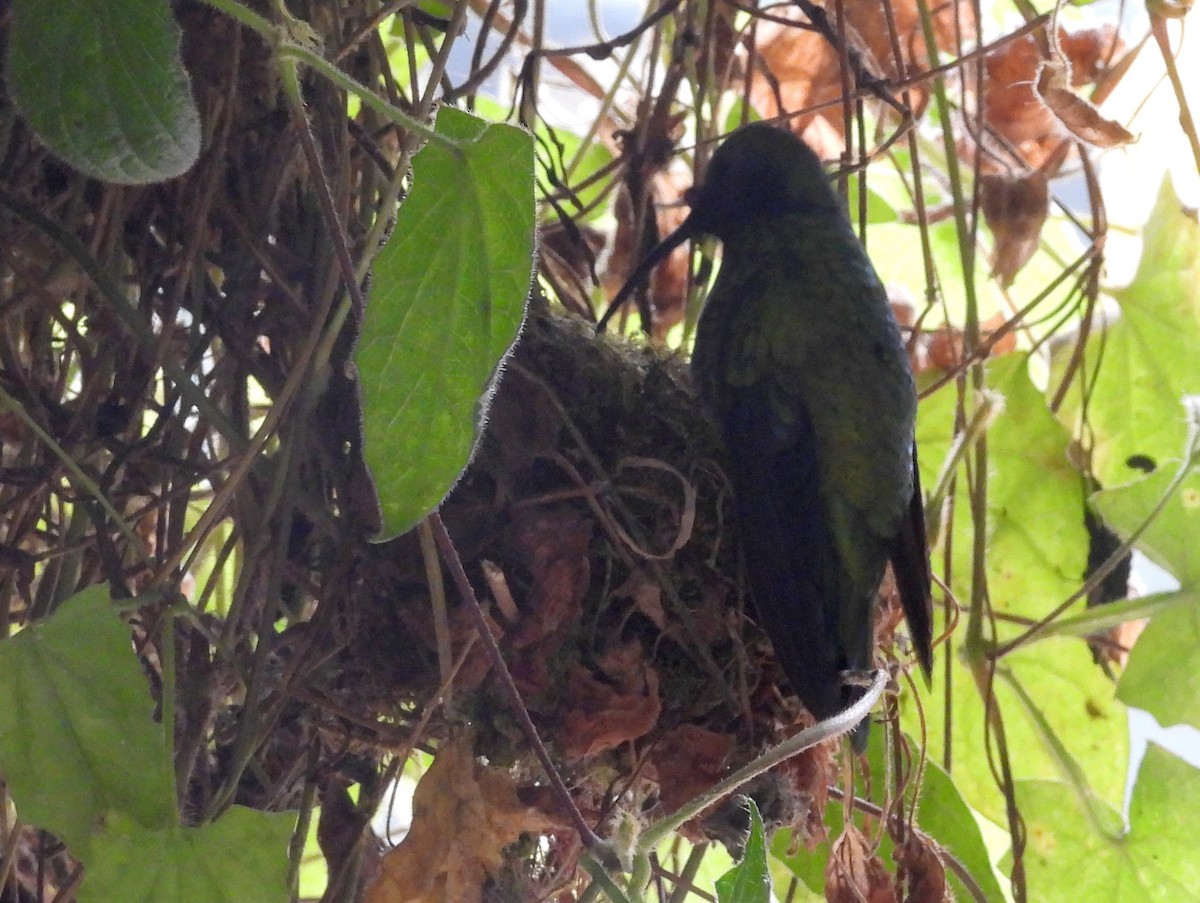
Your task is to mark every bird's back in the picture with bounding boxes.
[692,210,920,736]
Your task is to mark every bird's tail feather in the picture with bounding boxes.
[889,451,934,682]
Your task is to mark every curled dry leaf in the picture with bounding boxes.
[505,509,593,696]
[538,221,606,320]
[826,825,899,903]
[982,313,1020,357]
[364,735,560,903]
[561,641,662,758]
[747,0,971,157]
[646,168,694,335]
[984,31,1062,149]
[602,112,690,336]
[980,169,1050,287]
[982,26,1127,170]
[1059,24,1126,83]
[875,568,907,651]
[894,834,950,903]
[1035,60,1135,149]
[924,326,961,372]
[603,183,641,298]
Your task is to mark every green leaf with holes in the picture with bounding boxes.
[1052,176,1200,487]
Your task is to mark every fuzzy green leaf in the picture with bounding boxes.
[917,353,1090,625]
[8,0,200,183]
[357,107,534,539]
[906,636,1127,826]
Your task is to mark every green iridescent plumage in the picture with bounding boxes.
[604,123,933,747]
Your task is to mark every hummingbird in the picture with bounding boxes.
[600,123,933,748]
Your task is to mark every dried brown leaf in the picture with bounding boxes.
[601,116,690,335]
[747,0,971,155]
[509,509,592,650]
[923,313,1016,371]
[984,33,1057,149]
[614,570,666,631]
[365,735,559,903]
[1060,24,1124,83]
[983,313,1020,357]
[603,176,692,336]
[925,326,964,372]
[777,739,837,849]
[827,825,898,903]
[647,168,694,336]
[894,834,950,903]
[1035,61,1135,149]
[980,170,1050,287]
[538,221,605,319]
[561,641,662,758]
[982,27,1129,170]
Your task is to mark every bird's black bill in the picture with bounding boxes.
[595,214,697,333]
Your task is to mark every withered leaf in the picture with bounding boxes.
[894,834,950,903]
[509,509,592,650]
[980,170,1050,287]
[982,27,1129,169]
[364,735,559,903]
[747,0,971,156]
[826,825,898,903]
[614,570,666,630]
[561,642,662,758]
[603,170,692,337]
[774,736,837,850]
[924,313,1017,372]
[1036,61,1134,149]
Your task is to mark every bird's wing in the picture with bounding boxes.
[720,381,849,724]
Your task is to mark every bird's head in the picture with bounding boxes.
[684,123,843,241]
[596,123,843,331]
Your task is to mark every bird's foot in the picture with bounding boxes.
[840,668,895,692]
